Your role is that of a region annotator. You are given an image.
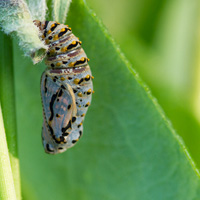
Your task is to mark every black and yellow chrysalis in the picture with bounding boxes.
[34,20,94,154]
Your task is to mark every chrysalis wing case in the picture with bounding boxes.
[34,20,94,154]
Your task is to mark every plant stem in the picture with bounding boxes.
[0,105,17,200]
[0,33,21,199]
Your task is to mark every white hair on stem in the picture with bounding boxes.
[26,0,47,22]
[0,0,48,63]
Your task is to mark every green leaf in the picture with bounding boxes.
[0,33,21,199]
[52,0,72,24]
[115,0,200,169]
[14,0,200,199]
[88,0,200,170]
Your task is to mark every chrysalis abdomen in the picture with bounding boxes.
[34,20,93,154]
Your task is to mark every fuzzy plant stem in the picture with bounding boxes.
[26,0,47,22]
[0,0,48,63]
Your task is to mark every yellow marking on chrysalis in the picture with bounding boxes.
[60,77,65,81]
[56,138,61,142]
[51,23,55,28]
[78,105,81,108]
[49,49,55,54]
[74,78,80,84]
[81,113,85,117]
[68,62,74,67]
[79,122,83,126]
[87,89,92,93]
[87,58,90,62]
[61,46,67,52]
[79,41,82,45]
[68,27,72,30]
[80,57,85,62]
[60,28,65,32]
[77,92,83,97]
[92,90,95,93]
[85,102,90,107]
[91,76,94,79]
[71,41,77,45]
[85,75,90,79]
[47,30,51,34]
[42,35,45,39]
[45,39,49,44]
[77,37,79,40]
[53,35,59,40]
[56,62,61,67]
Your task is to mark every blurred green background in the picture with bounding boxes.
[86,0,200,169]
